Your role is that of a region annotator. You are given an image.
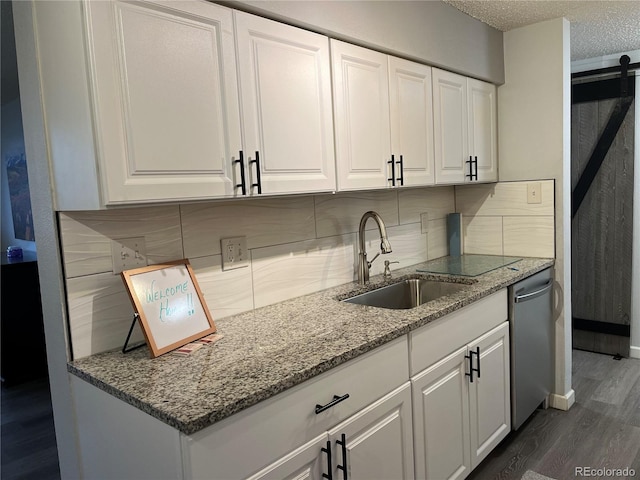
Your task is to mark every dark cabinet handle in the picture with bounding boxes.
[466,156,478,181]
[466,346,481,382]
[465,350,474,383]
[315,393,350,414]
[250,151,262,194]
[234,151,246,195]
[322,440,333,480]
[396,155,404,186]
[388,155,396,186]
[473,346,481,378]
[466,156,474,181]
[336,433,348,480]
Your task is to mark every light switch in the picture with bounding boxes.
[421,213,429,234]
[111,237,148,274]
[527,182,542,204]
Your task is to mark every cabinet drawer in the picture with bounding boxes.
[410,289,507,375]
[182,335,409,479]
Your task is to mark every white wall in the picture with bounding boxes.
[13,3,82,477]
[498,18,574,409]
[229,0,505,84]
[1,99,36,254]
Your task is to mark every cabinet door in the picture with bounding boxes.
[412,347,471,480]
[247,434,329,480]
[468,322,510,468]
[86,0,242,204]
[467,79,498,182]
[433,68,468,185]
[235,12,336,195]
[329,383,414,480]
[388,57,435,186]
[332,40,392,191]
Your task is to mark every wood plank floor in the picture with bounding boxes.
[1,376,60,480]
[469,349,640,480]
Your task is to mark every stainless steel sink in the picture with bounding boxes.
[343,278,471,310]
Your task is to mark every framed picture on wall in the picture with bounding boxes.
[121,259,216,358]
[6,153,35,241]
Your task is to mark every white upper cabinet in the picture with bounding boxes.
[433,69,469,185]
[234,12,336,195]
[467,78,498,183]
[433,68,497,185]
[34,1,495,208]
[389,57,436,186]
[332,41,436,191]
[331,40,392,191]
[85,0,243,204]
[41,1,335,208]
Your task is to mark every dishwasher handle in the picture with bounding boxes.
[514,278,553,303]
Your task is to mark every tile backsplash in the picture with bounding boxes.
[60,180,555,359]
[457,180,555,257]
[61,187,453,358]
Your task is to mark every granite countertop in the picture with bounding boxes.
[68,256,554,435]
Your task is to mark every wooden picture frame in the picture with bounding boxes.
[121,259,216,358]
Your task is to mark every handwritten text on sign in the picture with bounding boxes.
[144,280,196,321]
[122,260,216,356]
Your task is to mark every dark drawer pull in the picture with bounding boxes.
[315,393,350,414]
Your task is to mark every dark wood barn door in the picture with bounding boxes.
[571,73,635,357]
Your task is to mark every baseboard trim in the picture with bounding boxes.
[630,346,640,359]
[549,389,575,411]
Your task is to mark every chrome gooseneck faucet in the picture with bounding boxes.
[357,211,392,284]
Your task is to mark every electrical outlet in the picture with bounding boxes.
[221,236,248,271]
[111,236,148,274]
[527,182,542,204]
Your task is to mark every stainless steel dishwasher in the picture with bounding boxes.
[508,267,554,430]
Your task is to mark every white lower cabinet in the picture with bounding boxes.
[412,345,471,480]
[250,383,414,480]
[247,433,329,480]
[70,291,513,480]
[328,383,414,480]
[411,321,510,480]
[182,336,410,479]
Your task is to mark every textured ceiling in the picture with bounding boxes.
[443,0,640,60]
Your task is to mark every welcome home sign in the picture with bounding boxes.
[121,259,216,357]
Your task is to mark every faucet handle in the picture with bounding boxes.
[383,260,400,278]
[367,252,380,268]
